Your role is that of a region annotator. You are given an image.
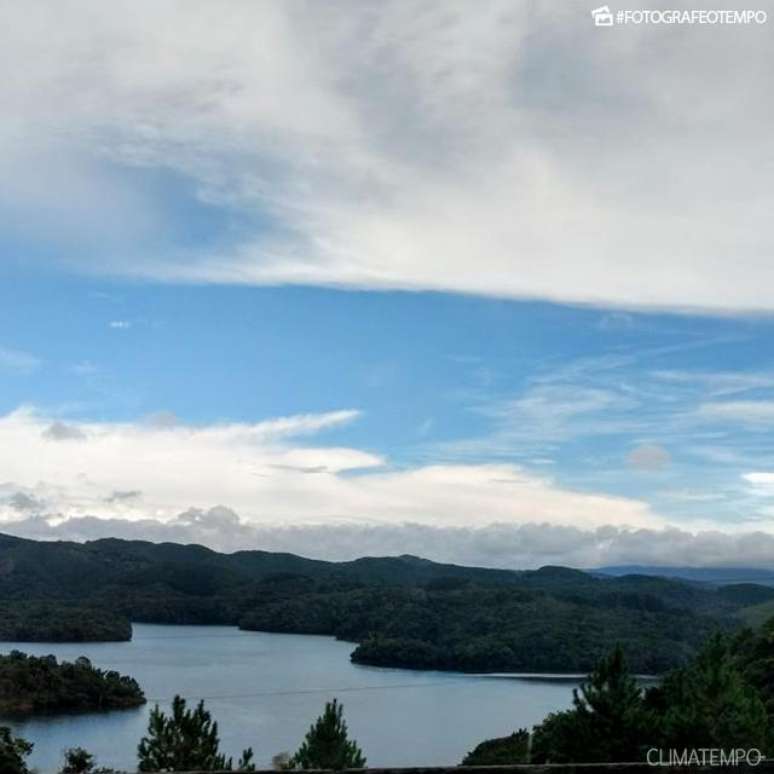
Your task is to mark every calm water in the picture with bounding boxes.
[2,624,579,773]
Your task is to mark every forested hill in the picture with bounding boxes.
[0,532,523,596]
[2,532,774,673]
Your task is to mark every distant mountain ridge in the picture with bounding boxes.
[597,565,774,587]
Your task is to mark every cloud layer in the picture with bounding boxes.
[4,402,774,566]
[0,406,666,534]
[7,506,774,570]
[3,1,773,311]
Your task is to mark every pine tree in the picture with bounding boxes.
[572,644,653,761]
[531,645,653,763]
[60,748,95,774]
[290,699,366,770]
[137,695,255,772]
[657,632,768,749]
[0,726,33,774]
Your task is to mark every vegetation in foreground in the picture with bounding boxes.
[137,696,254,772]
[0,695,366,773]
[463,620,774,764]
[0,651,145,713]
[287,698,366,770]
[2,619,772,772]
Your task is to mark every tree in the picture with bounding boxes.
[572,644,654,761]
[653,632,768,749]
[461,729,529,765]
[290,699,366,769]
[735,617,774,750]
[60,748,96,774]
[530,709,590,764]
[137,695,254,772]
[0,726,33,774]
[531,645,654,762]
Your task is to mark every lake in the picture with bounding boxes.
[1,624,580,773]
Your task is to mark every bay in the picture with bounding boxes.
[2,624,579,773]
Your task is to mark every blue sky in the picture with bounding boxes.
[4,262,774,535]
[2,1,774,567]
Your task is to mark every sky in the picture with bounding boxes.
[2,0,774,568]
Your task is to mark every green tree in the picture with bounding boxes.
[290,699,366,769]
[60,748,95,773]
[653,632,768,749]
[0,726,33,774]
[530,709,590,764]
[56,745,122,774]
[573,644,654,760]
[461,729,529,765]
[137,695,254,772]
[531,645,654,762]
[735,617,774,750]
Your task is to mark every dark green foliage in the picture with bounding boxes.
[716,583,774,606]
[461,729,529,765]
[0,651,145,713]
[735,617,774,720]
[60,747,95,774]
[735,618,774,751]
[0,532,765,673]
[649,632,768,750]
[530,710,590,764]
[0,602,131,642]
[305,583,727,673]
[290,699,366,770]
[0,725,33,774]
[473,628,774,765]
[58,747,118,774]
[571,646,655,761]
[137,695,254,772]
[530,646,653,763]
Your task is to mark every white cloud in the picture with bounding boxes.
[743,471,774,497]
[437,384,641,460]
[0,406,667,531]
[0,346,41,374]
[109,320,131,329]
[2,1,774,312]
[652,370,774,397]
[697,401,774,425]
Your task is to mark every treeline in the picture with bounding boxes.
[463,617,774,765]
[0,651,145,713]
[0,602,131,643]
[239,579,731,673]
[4,573,749,673]
[3,533,774,673]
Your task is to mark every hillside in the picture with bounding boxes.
[0,533,523,597]
[0,533,770,672]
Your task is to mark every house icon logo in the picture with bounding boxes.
[591,5,614,25]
